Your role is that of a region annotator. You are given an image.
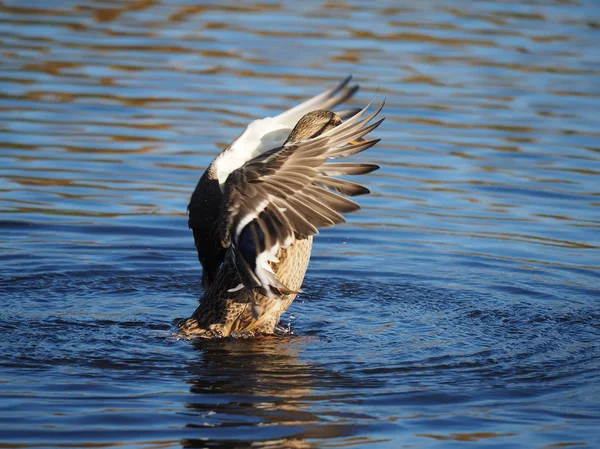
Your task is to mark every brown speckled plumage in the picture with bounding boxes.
[178,236,312,338]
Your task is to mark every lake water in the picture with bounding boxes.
[1,0,599,448]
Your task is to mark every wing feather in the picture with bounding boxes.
[316,176,371,196]
[219,101,384,297]
[274,75,358,126]
[321,163,379,176]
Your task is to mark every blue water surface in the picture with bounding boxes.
[1,0,599,447]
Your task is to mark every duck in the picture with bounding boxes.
[178,76,384,338]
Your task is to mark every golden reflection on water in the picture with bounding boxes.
[418,431,518,442]
[0,1,599,444]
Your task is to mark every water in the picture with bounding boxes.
[1,0,599,447]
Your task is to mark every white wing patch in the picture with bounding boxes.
[233,198,270,239]
[255,243,282,297]
[215,117,292,189]
[227,283,245,293]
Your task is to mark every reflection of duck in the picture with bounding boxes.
[179,76,384,338]
[182,338,320,448]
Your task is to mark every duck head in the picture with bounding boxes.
[284,110,343,143]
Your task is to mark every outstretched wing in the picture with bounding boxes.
[220,102,384,298]
[188,76,361,289]
[212,76,360,189]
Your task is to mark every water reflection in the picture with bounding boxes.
[183,338,349,449]
[1,0,599,447]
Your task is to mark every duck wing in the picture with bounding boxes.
[211,76,360,189]
[219,102,384,298]
[188,77,360,289]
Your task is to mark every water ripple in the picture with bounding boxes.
[1,0,599,448]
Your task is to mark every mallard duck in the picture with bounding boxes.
[178,76,384,338]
